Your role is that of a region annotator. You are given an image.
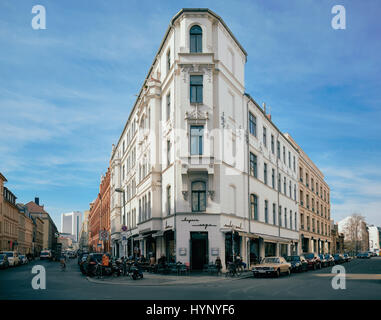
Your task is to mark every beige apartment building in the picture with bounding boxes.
[0,173,20,251]
[285,135,332,254]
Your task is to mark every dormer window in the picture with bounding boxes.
[190,25,202,53]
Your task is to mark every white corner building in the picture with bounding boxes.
[110,8,300,270]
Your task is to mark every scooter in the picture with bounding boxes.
[126,261,144,280]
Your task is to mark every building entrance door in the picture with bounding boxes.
[190,232,208,270]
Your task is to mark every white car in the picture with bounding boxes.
[40,250,52,260]
[1,251,20,267]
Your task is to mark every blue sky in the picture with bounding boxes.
[1,0,380,230]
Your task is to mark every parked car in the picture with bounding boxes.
[40,250,52,260]
[324,254,335,266]
[0,254,9,269]
[343,253,351,262]
[18,255,29,265]
[333,253,345,264]
[304,253,322,270]
[252,256,291,278]
[318,254,329,267]
[83,253,104,276]
[0,251,20,266]
[357,252,370,259]
[285,255,308,272]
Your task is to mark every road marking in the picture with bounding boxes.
[315,273,381,280]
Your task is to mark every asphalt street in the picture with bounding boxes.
[0,257,380,300]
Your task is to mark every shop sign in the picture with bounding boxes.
[211,248,219,256]
[179,248,187,256]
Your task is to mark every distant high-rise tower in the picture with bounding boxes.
[60,211,82,242]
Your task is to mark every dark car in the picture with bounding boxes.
[333,253,345,264]
[304,253,322,270]
[318,254,329,267]
[356,252,370,259]
[83,253,104,276]
[0,254,9,269]
[324,254,335,266]
[285,255,308,272]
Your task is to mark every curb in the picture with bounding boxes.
[86,273,253,287]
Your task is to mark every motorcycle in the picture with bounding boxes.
[126,261,144,280]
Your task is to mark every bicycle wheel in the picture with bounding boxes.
[236,267,242,276]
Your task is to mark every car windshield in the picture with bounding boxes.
[263,257,280,264]
[4,252,13,257]
[286,256,300,262]
[19,255,25,258]
[41,252,49,255]
[305,253,314,259]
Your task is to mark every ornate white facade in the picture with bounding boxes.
[110,8,300,270]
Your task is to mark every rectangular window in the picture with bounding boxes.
[278,174,281,192]
[284,208,287,228]
[167,49,171,72]
[277,141,280,159]
[271,135,274,154]
[249,112,257,136]
[190,125,203,155]
[264,163,268,185]
[250,152,257,177]
[166,93,171,121]
[288,151,291,168]
[167,186,171,216]
[293,156,296,172]
[265,200,268,223]
[263,127,267,147]
[273,203,276,225]
[283,146,286,164]
[279,206,282,227]
[272,168,275,189]
[190,75,203,103]
[290,210,292,229]
[167,140,171,166]
[284,177,286,195]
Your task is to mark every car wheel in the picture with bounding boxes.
[287,268,291,276]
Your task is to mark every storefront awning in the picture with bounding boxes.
[237,231,260,239]
[152,230,164,238]
[258,234,297,243]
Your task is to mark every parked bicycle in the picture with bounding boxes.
[225,261,241,277]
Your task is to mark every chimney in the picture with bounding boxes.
[35,197,39,205]
[263,102,266,114]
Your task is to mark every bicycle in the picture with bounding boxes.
[60,258,66,271]
[225,262,241,277]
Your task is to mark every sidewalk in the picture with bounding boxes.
[86,270,253,286]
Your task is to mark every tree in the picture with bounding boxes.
[343,213,366,254]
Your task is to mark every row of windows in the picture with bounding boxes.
[300,213,330,236]
[249,112,296,172]
[299,167,329,203]
[250,194,297,230]
[122,209,136,230]
[249,152,297,201]
[299,190,330,219]
[122,147,136,181]
[138,192,151,223]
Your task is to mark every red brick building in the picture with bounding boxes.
[89,168,110,253]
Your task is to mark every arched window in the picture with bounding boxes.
[191,181,206,212]
[190,25,202,53]
[250,194,258,220]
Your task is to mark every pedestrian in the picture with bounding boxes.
[215,256,222,275]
